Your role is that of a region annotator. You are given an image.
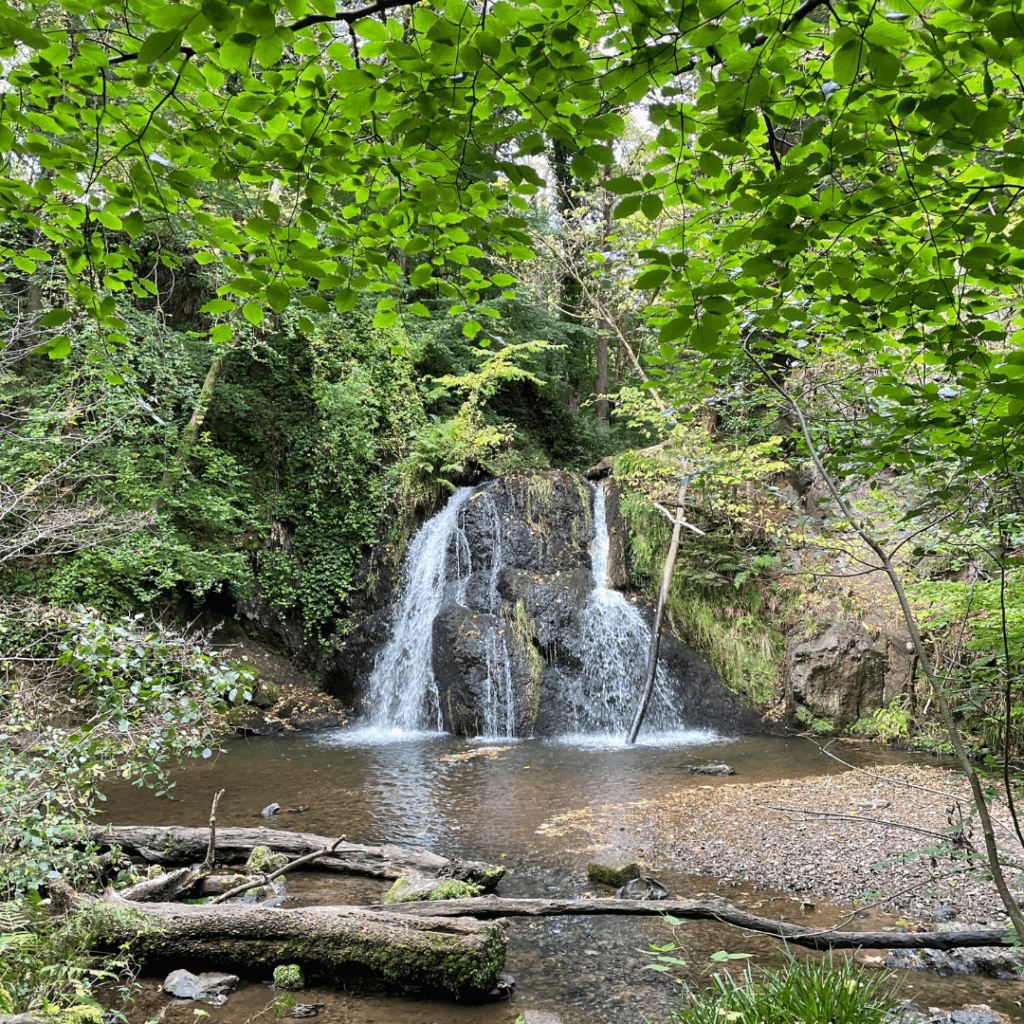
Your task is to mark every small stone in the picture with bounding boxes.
[616,876,668,900]
[261,802,282,818]
[163,969,238,1001]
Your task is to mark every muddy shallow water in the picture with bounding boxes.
[99,729,1024,1024]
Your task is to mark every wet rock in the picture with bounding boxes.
[895,1004,1009,1024]
[523,1013,564,1024]
[787,622,885,728]
[616,875,669,900]
[485,972,516,1001]
[684,763,735,776]
[227,707,284,736]
[883,946,1024,979]
[587,861,640,887]
[246,845,288,872]
[291,1005,323,1019]
[261,803,282,818]
[162,969,238,1001]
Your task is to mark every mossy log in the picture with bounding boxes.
[92,826,503,889]
[377,896,1014,951]
[89,899,507,995]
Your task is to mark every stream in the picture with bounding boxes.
[99,730,1024,1024]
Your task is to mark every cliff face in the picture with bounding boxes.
[428,472,762,737]
[237,470,764,738]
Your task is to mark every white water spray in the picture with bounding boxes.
[368,486,475,731]
[572,484,680,735]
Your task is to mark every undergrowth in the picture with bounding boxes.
[668,949,900,1024]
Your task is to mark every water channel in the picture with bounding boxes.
[100,731,1024,1024]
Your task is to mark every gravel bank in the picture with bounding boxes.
[540,763,1020,926]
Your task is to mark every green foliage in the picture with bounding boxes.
[400,341,555,502]
[0,603,252,896]
[272,964,304,990]
[667,949,899,1024]
[851,700,912,745]
[0,896,151,1012]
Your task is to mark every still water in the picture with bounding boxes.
[100,731,1023,1024]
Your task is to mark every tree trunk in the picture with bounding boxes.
[157,346,233,507]
[378,895,1014,951]
[88,899,507,994]
[92,825,504,888]
[628,479,688,743]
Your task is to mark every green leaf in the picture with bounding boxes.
[635,268,670,289]
[266,283,290,313]
[138,30,183,65]
[832,41,863,85]
[614,194,643,219]
[604,176,643,195]
[38,308,73,327]
[47,335,71,360]
[640,194,663,219]
[354,17,389,41]
[242,302,264,325]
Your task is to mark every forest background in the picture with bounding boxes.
[3,0,1024,1006]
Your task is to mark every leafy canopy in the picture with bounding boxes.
[3,0,1024,491]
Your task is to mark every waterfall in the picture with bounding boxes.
[365,479,697,741]
[571,484,680,735]
[368,486,475,732]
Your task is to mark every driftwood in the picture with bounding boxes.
[376,896,1015,951]
[91,898,507,994]
[93,825,503,888]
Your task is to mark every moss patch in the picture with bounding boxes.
[382,877,482,905]
[246,846,289,873]
[587,861,640,887]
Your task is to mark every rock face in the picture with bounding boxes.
[786,622,885,728]
[428,472,762,738]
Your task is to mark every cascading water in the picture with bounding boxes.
[367,486,475,732]
[365,478,709,741]
[567,484,680,735]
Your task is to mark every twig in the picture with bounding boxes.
[211,835,346,904]
[769,805,952,841]
[203,789,225,871]
[813,741,968,805]
[651,501,706,535]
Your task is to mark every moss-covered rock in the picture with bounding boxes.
[252,681,281,709]
[272,963,304,990]
[382,876,482,905]
[587,861,640,888]
[245,846,289,873]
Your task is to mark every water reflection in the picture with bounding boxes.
[98,734,1013,1024]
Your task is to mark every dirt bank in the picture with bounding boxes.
[539,763,1020,926]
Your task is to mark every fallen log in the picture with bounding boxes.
[92,826,503,889]
[89,899,507,995]
[375,896,1015,951]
